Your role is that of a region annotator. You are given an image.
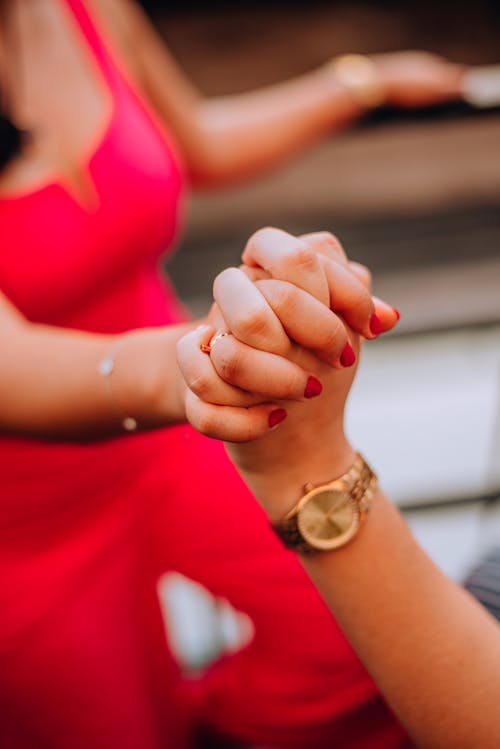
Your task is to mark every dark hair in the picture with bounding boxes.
[0,105,24,170]
[0,0,25,171]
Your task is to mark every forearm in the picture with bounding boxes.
[177,223,494,746]
[188,65,367,186]
[303,491,500,748]
[186,52,464,186]
[237,442,500,748]
[120,0,359,186]
[0,317,194,438]
[117,3,464,188]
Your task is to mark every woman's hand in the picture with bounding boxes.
[177,228,398,515]
[371,51,465,108]
[178,227,397,440]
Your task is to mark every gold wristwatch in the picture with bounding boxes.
[273,453,377,553]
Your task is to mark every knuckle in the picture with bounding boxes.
[213,345,244,383]
[317,230,341,247]
[351,261,372,290]
[360,264,372,286]
[350,282,371,310]
[320,317,346,352]
[285,242,316,271]
[236,307,269,339]
[272,366,304,399]
[185,394,217,438]
[270,280,296,311]
[239,264,267,282]
[327,235,347,261]
[187,370,213,399]
[195,410,219,438]
[285,370,307,399]
[309,231,347,258]
[251,226,279,248]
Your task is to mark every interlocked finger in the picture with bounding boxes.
[184,389,287,443]
[178,325,323,406]
[208,329,324,401]
[213,266,290,355]
[242,227,330,307]
[254,279,355,368]
[240,228,400,338]
[177,326,263,408]
[319,256,379,338]
[299,231,349,267]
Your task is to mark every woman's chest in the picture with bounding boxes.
[0,0,186,324]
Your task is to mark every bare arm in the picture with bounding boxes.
[96,0,363,185]
[97,0,465,187]
[0,291,194,438]
[245,454,500,749]
[177,228,500,748]
[302,490,500,749]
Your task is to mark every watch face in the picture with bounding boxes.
[297,487,360,550]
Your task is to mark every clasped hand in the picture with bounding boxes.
[177,228,398,485]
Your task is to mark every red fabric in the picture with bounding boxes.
[0,1,409,747]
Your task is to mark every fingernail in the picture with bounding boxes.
[340,342,356,367]
[304,376,323,399]
[369,313,382,336]
[392,307,401,321]
[269,408,287,428]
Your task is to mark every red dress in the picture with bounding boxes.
[0,1,409,747]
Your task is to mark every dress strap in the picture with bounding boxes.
[63,0,117,85]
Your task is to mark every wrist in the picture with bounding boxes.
[98,334,140,431]
[98,331,154,429]
[229,433,356,523]
[273,452,378,553]
[101,325,193,430]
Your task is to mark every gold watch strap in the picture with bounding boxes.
[273,453,377,553]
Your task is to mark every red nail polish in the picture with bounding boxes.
[340,342,356,367]
[392,307,401,321]
[304,376,323,399]
[369,313,382,336]
[269,408,287,428]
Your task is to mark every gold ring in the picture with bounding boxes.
[199,331,232,354]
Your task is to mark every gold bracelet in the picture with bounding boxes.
[328,54,386,109]
[98,337,138,432]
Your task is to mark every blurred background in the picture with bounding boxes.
[145,0,500,331]
[138,0,500,657]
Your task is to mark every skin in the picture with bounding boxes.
[2,4,493,741]
[177,231,500,749]
[0,0,463,437]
